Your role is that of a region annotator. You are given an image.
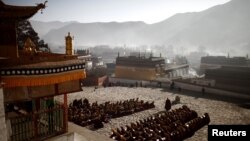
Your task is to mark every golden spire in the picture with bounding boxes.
[65,32,73,55]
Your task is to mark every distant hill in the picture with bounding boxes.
[31,0,250,55]
[144,0,250,55]
[42,21,147,47]
[30,20,77,37]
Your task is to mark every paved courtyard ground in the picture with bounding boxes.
[55,86,250,141]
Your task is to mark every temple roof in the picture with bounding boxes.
[1,59,85,70]
[0,1,47,20]
[0,59,86,88]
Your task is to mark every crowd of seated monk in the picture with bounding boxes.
[68,98,155,128]
[110,105,210,141]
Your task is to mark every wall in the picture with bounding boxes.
[174,81,250,100]
[0,85,8,141]
[109,77,170,88]
[190,79,216,87]
[205,66,250,94]
[115,66,156,81]
[200,63,221,72]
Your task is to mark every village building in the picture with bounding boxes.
[76,49,92,70]
[114,53,188,82]
[115,53,166,81]
[205,66,250,94]
[200,55,250,73]
[76,49,108,86]
[173,55,250,99]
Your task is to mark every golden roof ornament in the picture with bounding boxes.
[23,37,37,54]
[36,1,48,14]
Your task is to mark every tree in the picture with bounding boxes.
[16,20,50,52]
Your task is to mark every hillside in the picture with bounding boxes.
[30,20,76,37]
[31,0,250,55]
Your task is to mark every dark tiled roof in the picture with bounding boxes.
[0,1,46,20]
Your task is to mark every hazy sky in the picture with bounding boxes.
[3,0,230,24]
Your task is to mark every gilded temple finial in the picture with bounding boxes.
[36,1,48,14]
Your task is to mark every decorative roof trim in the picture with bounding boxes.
[0,63,85,76]
[1,70,86,88]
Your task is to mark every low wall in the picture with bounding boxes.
[174,81,250,100]
[108,77,169,88]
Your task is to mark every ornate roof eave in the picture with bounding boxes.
[0,1,47,21]
[0,59,86,76]
[0,59,86,88]
[1,70,86,88]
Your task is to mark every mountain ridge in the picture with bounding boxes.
[31,0,250,55]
